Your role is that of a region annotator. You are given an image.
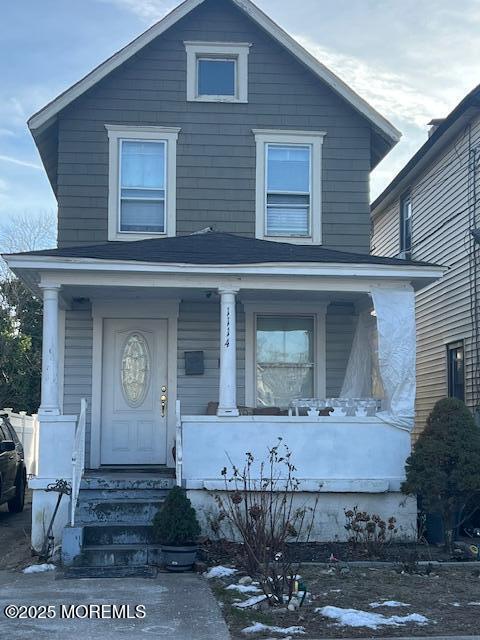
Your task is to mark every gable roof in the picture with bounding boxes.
[371,83,480,217]
[8,231,436,268]
[29,0,400,152]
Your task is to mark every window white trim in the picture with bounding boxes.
[185,41,251,103]
[106,124,180,241]
[253,130,326,245]
[244,301,327,408]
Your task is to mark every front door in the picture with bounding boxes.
[101,319,168,465]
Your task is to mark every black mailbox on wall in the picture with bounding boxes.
[185,351,205,375]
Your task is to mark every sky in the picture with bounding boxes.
[1,0,480,227]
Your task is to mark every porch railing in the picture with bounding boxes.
[70,398,87,527]
[175,400,183,487]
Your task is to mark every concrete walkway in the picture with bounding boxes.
[0,569,230,639]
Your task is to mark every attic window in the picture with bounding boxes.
[185,41,250,103]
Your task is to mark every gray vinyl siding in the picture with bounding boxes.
[372,113,480,437]
[56,0,371,252]
[62,305,93,465]
[177,300,246,415]
[176,300,355,413]
[326,303,356,397]
[61,299,354,461]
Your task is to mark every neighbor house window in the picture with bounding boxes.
[253,130,325,244]
[447,341,465,402]
[185,42,250,103]
[400,193,412,257]
[106,125,180,241]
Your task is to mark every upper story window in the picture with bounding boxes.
[266,145,311,237]
[400,193,412,257]
[185,42,250,103]
[106,125,180,241]
[120,140,165,233]
[253,130,326,245]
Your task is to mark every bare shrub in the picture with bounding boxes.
[213,438,317,606]
[344,506,397,557]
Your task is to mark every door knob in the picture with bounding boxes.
[161,386,167,417]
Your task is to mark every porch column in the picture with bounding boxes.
[39,284,61,415]
[217,287,239,417]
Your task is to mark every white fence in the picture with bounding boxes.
[1,408,39,476]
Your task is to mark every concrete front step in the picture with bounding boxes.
[84,523,155,545]
[62,565,158,579]
[80,474,175,491]
[76,498,164,524]
[78,488,170,501]
[81,544,163,567]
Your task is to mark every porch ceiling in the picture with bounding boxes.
[59,284,368,306]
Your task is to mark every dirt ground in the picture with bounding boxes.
[212,564,480,638]
[0,490,33,570]
[202,540,466,564]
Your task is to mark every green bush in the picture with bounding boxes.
[402,398,480,548]
[152,486,201,546]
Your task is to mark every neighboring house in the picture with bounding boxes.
[372,85,480,438]
[4,0,443,565]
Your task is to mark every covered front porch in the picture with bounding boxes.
[5,233,443,547]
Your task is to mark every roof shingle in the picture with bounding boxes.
[14,232,437,268]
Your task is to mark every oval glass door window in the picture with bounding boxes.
[121,333,151,407]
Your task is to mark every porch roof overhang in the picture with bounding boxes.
[4,255,444,297]
[3,233,444,295]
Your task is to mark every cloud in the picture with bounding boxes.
[97,0,175,22]
[294,35,452,130]
[0,155,42,170]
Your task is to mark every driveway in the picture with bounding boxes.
[0,570,230,640]
[0,490,32,569]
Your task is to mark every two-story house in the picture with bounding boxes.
[372,85,480,438]
[4,0,442,567]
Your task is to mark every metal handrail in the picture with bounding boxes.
[175,400,182,487]
[70,398,87,527]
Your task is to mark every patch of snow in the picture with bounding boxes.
[242,622,306,635]
[204,566,238,579]
[233,594,267,609]
[370,600,411,608]
[226,583,262,594]
[317,606,429,630]
[22,564,56,574]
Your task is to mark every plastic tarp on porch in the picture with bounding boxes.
[341,287,416,431]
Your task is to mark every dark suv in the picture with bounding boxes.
[0,415,26,513]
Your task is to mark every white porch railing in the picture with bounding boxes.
[175,400,183,487]
[1,408,39,476]
[70,398,87,527]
